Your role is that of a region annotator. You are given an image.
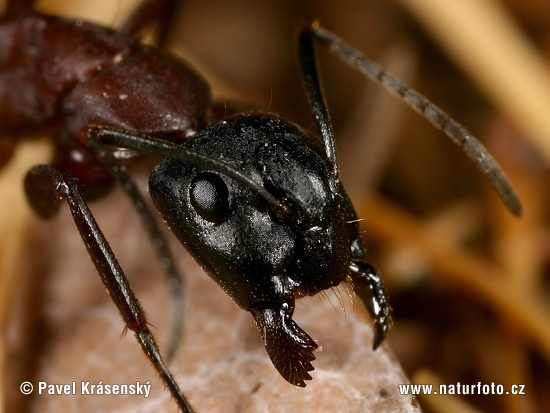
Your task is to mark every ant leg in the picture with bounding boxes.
[87,131,185,362]
[24,165,194,413]
[348,261,392,349]
[306,23,521,217]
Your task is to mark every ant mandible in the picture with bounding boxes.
[0,0,521,411]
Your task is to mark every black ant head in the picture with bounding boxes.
[149,113,362,386]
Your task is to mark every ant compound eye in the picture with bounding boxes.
[190,172,229,223]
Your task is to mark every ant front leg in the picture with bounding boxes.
[348,261,392,349]
[87,128,185,361]
[24,165,194,413]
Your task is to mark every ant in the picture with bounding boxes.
[1,0,521,411]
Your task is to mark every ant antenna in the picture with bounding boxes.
[89,127,283,209]
[298,24,340,185]
[310,23,522,217]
